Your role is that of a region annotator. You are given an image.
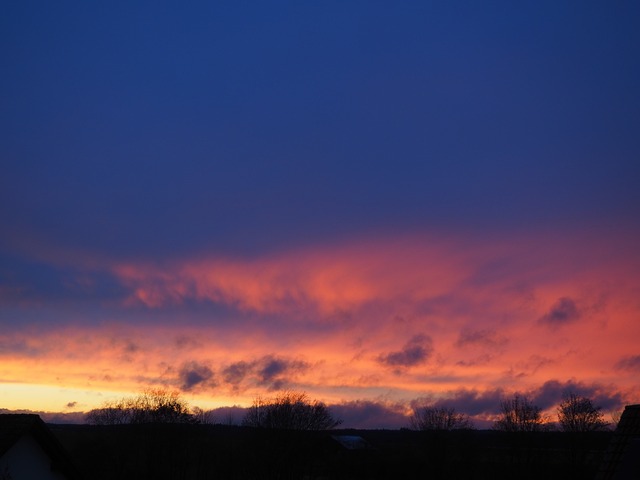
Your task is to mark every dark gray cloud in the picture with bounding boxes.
[257,356,309,390]
[222,361,251,385]
[260,357,288,381]
[178,361,215,391]
[615,355,640,372]
[538,297,580,327]
[455,328,508,349]
[218,355,310,391]
[378,335,433,368]
[65,401,77,409]
[529,379,624,411]
[417,388,507,416]
[406,380,625,421]
[330,400,409,429]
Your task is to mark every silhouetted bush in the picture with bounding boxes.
[86,388,198,425]
[410,405,474,431]
[242,391,342,430]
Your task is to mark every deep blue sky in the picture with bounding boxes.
[3,1,639,259]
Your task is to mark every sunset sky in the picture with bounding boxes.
[1,1,639,428]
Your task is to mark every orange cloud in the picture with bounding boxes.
[111,235,471,315]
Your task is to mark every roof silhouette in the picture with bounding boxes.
[597,404,640,479]
[0,414,82,479]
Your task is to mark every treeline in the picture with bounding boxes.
[86,389,612,434]
[86,390,341,430]
[64,389,618,479]
[411,392,610,433]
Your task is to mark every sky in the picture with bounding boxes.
[1,1,639,428]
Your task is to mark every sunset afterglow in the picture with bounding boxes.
[2,1,639,428]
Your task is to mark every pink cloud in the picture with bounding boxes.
[110,235,472,314]
[1,228,639,416]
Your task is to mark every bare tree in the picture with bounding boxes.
[85,401,131,425]
[191,406,217,425]
[557,393,609,432]
[242,391,341,430]
[610,408,622,428]
[493,394,547,432]
[410,405,473,431]
[86,388,198,425]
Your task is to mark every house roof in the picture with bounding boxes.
[331,434,372,450]
[597,404,640,480]
[0,414,82,480]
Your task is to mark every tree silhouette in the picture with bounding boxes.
[242,391,341,430]
[557,393,609,432]
[410,405,473,431]
[86,388,198,425]
[493,394,547,432]
[611,408,622,428]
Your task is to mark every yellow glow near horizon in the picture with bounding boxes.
[0,381,256,414]
[0,382,132,412]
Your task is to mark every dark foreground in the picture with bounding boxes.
[50,424,612,480]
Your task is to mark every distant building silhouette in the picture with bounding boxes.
[331,434,373,450]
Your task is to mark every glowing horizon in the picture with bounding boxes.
[1,229,638,426]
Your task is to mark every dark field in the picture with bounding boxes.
[50,424,612,479]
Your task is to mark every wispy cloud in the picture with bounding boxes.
[615,355,640,372]
[455,328,508,349]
